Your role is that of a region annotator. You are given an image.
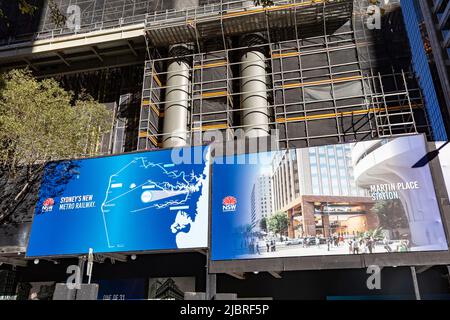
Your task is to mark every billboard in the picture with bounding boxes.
[211,135,448,261]
[27,146,210,257]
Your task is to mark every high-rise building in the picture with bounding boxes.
[271,144,371,238]
[401,0,450,140]
[250,174,273,229]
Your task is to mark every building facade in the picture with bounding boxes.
[271,143,373,238]
[251,174,273,229]
[272,144,368,213]
[401,0,450,141]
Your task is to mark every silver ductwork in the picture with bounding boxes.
[162,45,192,148]
[240,33,270,138]
[162,0,199,148]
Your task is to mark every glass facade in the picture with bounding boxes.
[308,145,365,198]
[401,0,448,141]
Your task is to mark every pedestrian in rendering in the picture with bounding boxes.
[348,240,353,254]
[383,237,392,253]
[353,239,360,254]
[266,241,270,253]
[367,237,374,254]
[361,239,367,254]
[255,241,260,255]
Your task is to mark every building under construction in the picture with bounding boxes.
[138,0,431,151]
[1,0,449,300]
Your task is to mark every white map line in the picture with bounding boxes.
[100,157,204,248]
[103,179,153,205]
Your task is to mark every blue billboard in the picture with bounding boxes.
[27,146,210,257]
[211,135,448,261]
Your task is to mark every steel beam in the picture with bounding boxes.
[227,272,245,280]
[0,257,28,268]
[410,266,421,300]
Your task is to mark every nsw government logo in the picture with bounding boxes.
[41,198,55,213]
[222,196,237,212]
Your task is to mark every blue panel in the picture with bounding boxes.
[27,146,210,257]
[401,0,448,140]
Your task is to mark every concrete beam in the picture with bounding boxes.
[0,257,28,268]
[55,51,71,66]
[410,266,421,300]
[90,46,104,62]
[22,58,38,72]
[195,249,207,256]
[100,253,128,263]
[127,40,138,57]
[0,24,146,61]
[227,272,245,280]
[416,265,433,274]
[268,271,282,279]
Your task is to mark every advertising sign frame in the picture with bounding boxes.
[26,145,212,258]
[208,134,450,273]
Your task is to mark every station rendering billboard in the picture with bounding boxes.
[27,146,210,257]
[211,135,449,261]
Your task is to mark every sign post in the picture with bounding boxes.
[87,248,94,284]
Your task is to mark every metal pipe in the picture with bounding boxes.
[240,34,270,138]
[162,45,192,148]
[410,266,421,300]
[162,0,199,148]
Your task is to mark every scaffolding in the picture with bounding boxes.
[138,0,429,150]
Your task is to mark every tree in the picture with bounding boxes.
[253,0,275,8]
[0,69,112,223]
[259,217,267,233]
[0,0,37,23]
[48,0,67,28]
[372,200,409,230]
[267,212,289,240]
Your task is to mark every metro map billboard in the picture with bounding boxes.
[27,146,210,257]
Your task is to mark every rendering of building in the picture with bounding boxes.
[352,135,448,249]
[1,0,450,301]
[251,174,273,229]
[271,143,375,239]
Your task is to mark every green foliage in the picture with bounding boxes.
[0,69,112,171]
[253,0,274,8]
[362,227,384,240]
[259,217,267,232]
[267,212,289,236]
[0,0,37,27]
[48,0,67,28]
[372,200,408,230]
[18,0,38,15]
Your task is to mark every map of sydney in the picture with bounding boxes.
[27,146,210,257]
[101,153,210,250]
